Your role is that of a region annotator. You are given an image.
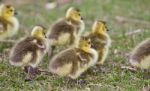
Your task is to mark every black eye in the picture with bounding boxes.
[43,32,45,35]
[10,9,13,12]
[88,41,91,44]
[78,14,81,16]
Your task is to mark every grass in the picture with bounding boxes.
[0,0,150,91]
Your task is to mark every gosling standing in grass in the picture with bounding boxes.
[9,26,47,80]
[129,38,150,69]
[47,7,85,57]
[0,4,19,39]
[48,36,98,79]
[86,20,111,65]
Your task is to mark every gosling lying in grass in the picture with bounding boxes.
[129,38,150,70]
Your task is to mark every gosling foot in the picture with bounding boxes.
[25,66,39,81]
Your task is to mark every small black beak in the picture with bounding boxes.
[14,11,18,15]
[91,43,94,47]
[107,29,110,31]
[45,35,47,38]
[81,17,84,20]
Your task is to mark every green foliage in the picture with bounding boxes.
[0,0,150,90]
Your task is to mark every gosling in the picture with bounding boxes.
[129,38,150,69]
[0,4,19,39]
[47,7,85,57]
[48,36,98,79]
[86,20,111,65]
[9,25,48,80]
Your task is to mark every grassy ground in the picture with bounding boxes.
[0,0,150,91]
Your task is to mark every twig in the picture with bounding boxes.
[125,29,145,36]
[38,68,52,75]
[116,16,150,25]
[0,39,16,43]
[121,66,137,72]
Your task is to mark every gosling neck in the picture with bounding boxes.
[79,46,91,54]
[0,16,13,25]
[66,18,81,25]
[92,29,108,36]
[32,36,45,42]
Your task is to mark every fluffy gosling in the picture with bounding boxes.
[86,20,111,65]
[47,7,85,57]
[48,36,98,79]
[9,25,47,81]
[129,38,150,69]
[0,4,19,39]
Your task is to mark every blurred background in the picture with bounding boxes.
[0,0,150,91]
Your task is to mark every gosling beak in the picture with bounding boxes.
[14,11,18,15]
[91,43,94,47]
[81,17,84,20]
[45,35,47,38]
[107,29,110,31]
[89,44,92,48]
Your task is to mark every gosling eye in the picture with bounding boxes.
[9,9,13,12]
[88,41,91,44]
[78,13,81,16]
[43,32,47,38]
[43,32,45,35]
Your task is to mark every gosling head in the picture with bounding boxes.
[66,7,83,22]
[79,36,91,52]
[0,4,17,18]
[92,20,109,34]
[31,25,47,40]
